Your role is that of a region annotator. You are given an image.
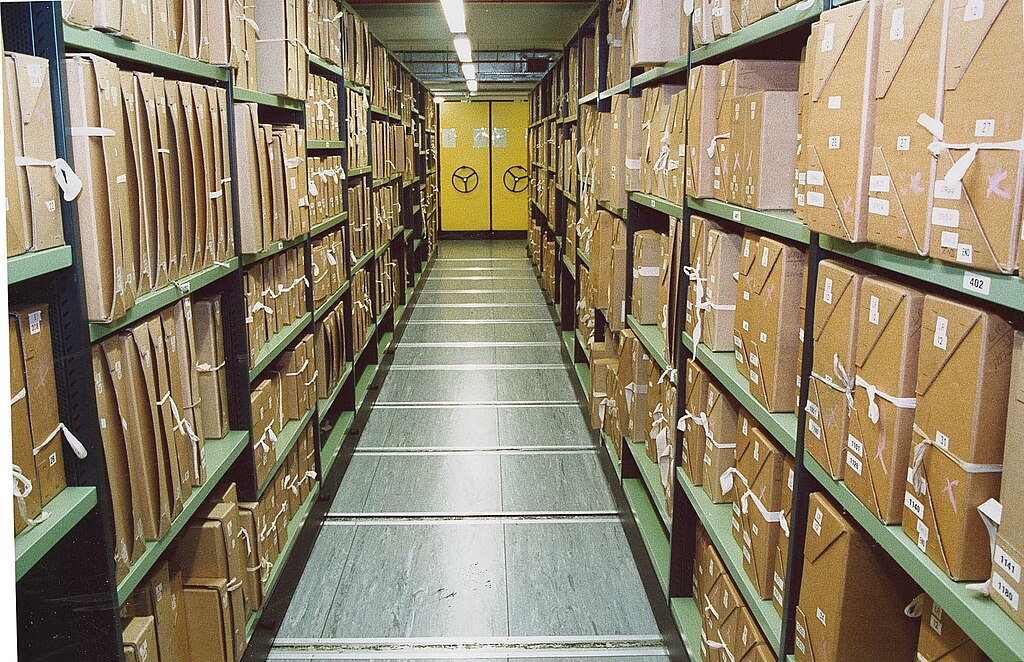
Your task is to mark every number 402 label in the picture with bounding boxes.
[962,271,991,296]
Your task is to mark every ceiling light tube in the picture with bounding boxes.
[466,79,479,93]
[461,63,477,80]
[453,35,472,63]
[440,0,466,33]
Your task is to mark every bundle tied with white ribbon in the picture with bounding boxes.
[719,467,789,537]
[918,113,1024,188]
[14,156,83,202]
[13,465,49,527]
[908,423,1002,499]
[684,261,735,348]
[157,392,202,479]
[966,498,1003,597]
[706,132,731,159]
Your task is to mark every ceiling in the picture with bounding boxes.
[349,1,596,100]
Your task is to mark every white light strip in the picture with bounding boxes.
[453,35,472,63]
[466,78,479,93]
[461,62,477,79]
[440,0,466,32]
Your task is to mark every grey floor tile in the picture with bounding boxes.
[409,307,551,322]
[504,522,661,637]
[496,406,593,447]
[500,452,615,512]
[414,291,547,305]
[494,345,567,365]
[400,324,498,344]
[390,346,497,366]
[496,368,575,402]
[356,407,500,448]
[330,454,382,512]
[376,369,498,403]
[276,525,358,638]
[492,324,561,343]
[321,522,509,638]
[336,453,502,514]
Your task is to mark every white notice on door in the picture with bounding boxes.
[442,128,457,148]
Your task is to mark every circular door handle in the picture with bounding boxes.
[503,166,529,193]
[452,166,479,194]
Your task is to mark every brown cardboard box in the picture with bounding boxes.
[845,276,925,524]
[590,352,616,429]
[686,214,713,342]
[237,502,264,613]
[182,579,241,662]
[146,560,186,662]
[925,0,1023,274]
[739,91,799,210]
[131,323,175,534]
[866,0,944,256]
[771,454,795,616]
[692,0,713,48]
[804,260,866,480]
[701,380,739,504]
[744,237,805,412]
[607,95,629,210]
[701,226,742,352]
[122,615,157,662]
[609,242,628,332]
[736,427,785,600]
[632,230,666,324]
[623,95,645,193]
[733,231,761,376]
[626,0,683,66]
[193,296,229,439]
[794,492,918,662]
[147,316,187,518]
[665,90,688,205]
[119,71,152,296]
[686,65,719,199]
[233,103,266,253]
[803,0,883,243]
[4,54,65,254]
[161,302,205,484]
[916,596,985,662]
[794,27,818,219]
[66,54,132,323]
[61,0,94,28]
[12,317,40,535]
[680,360,709,486]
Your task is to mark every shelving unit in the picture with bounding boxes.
[6,2,439,658]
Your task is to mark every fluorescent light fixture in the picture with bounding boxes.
[466,79,479,93]
[461,63,477,79]
[440,0,466,33]
[434,97,446,104]
[453,35,472,63]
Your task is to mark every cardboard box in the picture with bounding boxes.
[161,302,206,484]
[131,323,176,534]
[193,296,230,438]
[4,54,65,254]
[12,317,40,535]
[735,427,785,600]
[866,0,944,256]
[738,91,799,210]
[804,260,866,479]
[626,0,683,66]
[701,226,742,352]
[803,0,883,242]
[772,454,795,616]
[795,492,918,662]
[686,65,719,199]
[923,0,1023,274]
[701,380,739,504]
[237,502,264,612]
[631,230,666,324]
[744,237,806,412]
[680,360,709,486]
[794,27,817,219]
[147,316,187,518]
[183,579,243,662]
[916,596,985,662]
[844,276,925,524]
[146,560,186,662]
[902,299,1011,580]
[733,231,761,375]
[121,615,157,662]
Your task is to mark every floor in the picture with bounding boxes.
[266,240,672,661]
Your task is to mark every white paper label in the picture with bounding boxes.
[749,353,760,367]
[806,400,820,419]
[821,22,835,51]
[996,545,1022,582]
[957,243,974,264]
[823,277,834,304]
[935,430,950,450]
[806,170,824,186]
[917,519,930,551]
[847,452,863,475]
[807,191,825,207]
[930,613,943,635]
[964,0,985,22]
[848,434,864,457]
[994,572,1020,610]
[934,315,948,350]
[934,180,962,200]
[932,207,960,227]
[28,310,41,335]
[761,246,770,267]
[940,231,960,249]
[808,419,822,439]
[869,295,880,325]
[868,197,890,216]
[962,271,991,296]
[732,210,742,222]
[869,175,891,193]
[828,135,841,150]
[905,491,925,519]
[812,508,823,536]
[890,7,905,39]
[817,607,827,626]
[749,369,759,385]
[897,136,911,151]
[975,119,996,137]
[827,95,842,109]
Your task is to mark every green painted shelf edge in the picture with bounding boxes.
[561,330,574,358]
[256,407,315,497]
[15,487,97,581]
[404,228,414,241]
[676,467,783,653]
[314,282,350,322]
[347,165,372,177]
[576,329,591,362]
[602,432,622,478]
[633,55,690,89]
[344,80,369,97]
[623,478,670,595]
[597,198,627,219]
[600,79,631,99]
[691,0,824,64]
[116,430,249,602]
[376,302,394,327]
[803,452,1024,662]
[574,361,591,394]
[354,358,377,409]
[90,258,239,342]
[631,192,685,218]
[404,176,420,187]
[351,250,374,274]
[310,211,348,237]
[241,234,308,266]
[411,205,421,216]
[63,25,228,81]
[683,333,798,455]
[819,235,1024,313]
[370,105,401,121]
[306,139,346,150]
[527,114,556,128]
[245,482,320,641]
[233,87,302,110]
[687,197,810,245]
[413,239,422,252]
[317,363,352,416]
[579,91,599,104]
[671,597,705,662]
[372,173,402,188]
[8,245,73,285]
[627,316,669,372]
[555,235,564,249]
[377,330,394,356]
[321,411,356,478]
[577,248,591,270]
[309,54,343,77]
[626,439,671,532]
[248,313,312,382]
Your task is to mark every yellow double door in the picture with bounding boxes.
[440,101,529,232]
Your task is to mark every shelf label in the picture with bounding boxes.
[732,210,742,222]
[962,271,991,296]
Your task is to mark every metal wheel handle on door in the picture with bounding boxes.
[503,166,529,193]
[452,166,479,194]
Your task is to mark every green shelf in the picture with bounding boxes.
[574,360,591,394]
[627,316,669,372]
[633,55,690,89]
[314,281,350,322]
[370,105,401,121]
[318,363,353,416]
[351,250,374,274]
[354,357,377,409]
[116,430,249,603]
[15,487,97,581]
[8,245,74,285]
[819,235,1024,313]
[241,234,308,266]
[692,0,824,64]
[623,478,670,596]
[804,452,1024,662]
[321,411,356,478]
[579,91,599,105]
[413,239,422,252]
[89,258,239,342]
[527,114,556,129]
[561,330,574,357]
[309,54,343,77]
[555,235,564,249]
[597,198,626,219]
[577,249,591,270]
[602,432,622,479]
[671,597,705,662]
[310,211,348,237]
[576,329,591,362]
[257,407,315,497]
[687,197,810,245]
[63,25,228,81]
[306,139,346,150]
[248,313,312,382]
[627,439,671,532]
[404,176,420,187]
[631,192,685,219]
[676,467,783,653]
[344,80,369,97]
[393,226,404,242]
[376,302,394,327]
[411,205,421,216]
[347,165,372,177]
[532,161,546,169]
[599,79,631,100]
[245,482,321,641]
[404,228,414,242]
[233,87,302,111]
[373,173,401,188]
[683,333,798,455]
[377,329,394,356]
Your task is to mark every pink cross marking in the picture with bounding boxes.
[943,479,960,514]
[843,196,854,215]
[987,169,1011,199]
[908,172,924,194]
[874,440,888,475]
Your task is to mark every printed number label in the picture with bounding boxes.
[962,271,991,296]
[905,491,925,519]
[733,210,742,222]
[996,545,1022,582]
[994,572,1020,610]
